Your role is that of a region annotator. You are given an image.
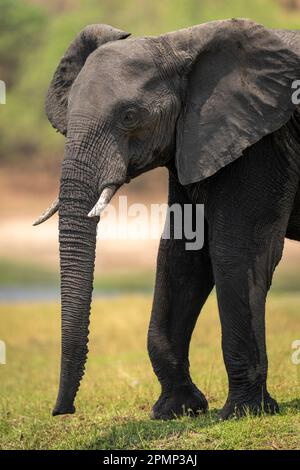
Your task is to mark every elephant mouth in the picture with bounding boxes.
[33,182,121,225]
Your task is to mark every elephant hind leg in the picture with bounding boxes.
[207,188,288,419]
[148,172,214,420]
[286,184,300,241]
[210,227,283,420]
[204,127,300,419]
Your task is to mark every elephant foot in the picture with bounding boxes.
[151,384,208,420]
[52,404,76,416]
[220,392,279,420]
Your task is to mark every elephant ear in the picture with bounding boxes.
[169,19,300,185]
[46,24,130,135]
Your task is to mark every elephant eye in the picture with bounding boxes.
[118,105,149,131]
[120,109,139,128]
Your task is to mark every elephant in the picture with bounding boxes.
[34,19,300,420]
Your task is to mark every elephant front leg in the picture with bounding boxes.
[148,228,214,420]
[210,230,283,420]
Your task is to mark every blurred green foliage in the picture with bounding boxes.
[0,0,300,164]
[0,0,46,87]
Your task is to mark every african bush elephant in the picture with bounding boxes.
[35,19,300,420]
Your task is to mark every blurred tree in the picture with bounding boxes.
[29,0,79,14]
[279,0,300,10]
[0,0,47,87]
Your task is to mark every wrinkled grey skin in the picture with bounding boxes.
[42,19,300,419]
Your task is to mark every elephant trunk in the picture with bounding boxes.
[52,159,99,415]
[52,125,127,415]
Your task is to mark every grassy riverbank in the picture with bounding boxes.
[0,294,299,450]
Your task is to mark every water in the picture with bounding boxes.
[0,286,152,302]
[0,287,60,302]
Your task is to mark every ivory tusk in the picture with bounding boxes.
[87,186,117,218]
[33,197,59,226]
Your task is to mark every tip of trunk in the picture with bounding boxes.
[52,403,76,417]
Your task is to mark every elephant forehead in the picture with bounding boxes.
[86,40,156,83]
[69,41,161,111]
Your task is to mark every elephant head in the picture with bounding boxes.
[35,20,299,416]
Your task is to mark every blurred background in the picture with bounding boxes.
[1,0,300,299]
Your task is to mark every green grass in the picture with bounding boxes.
[0,293,299,450]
